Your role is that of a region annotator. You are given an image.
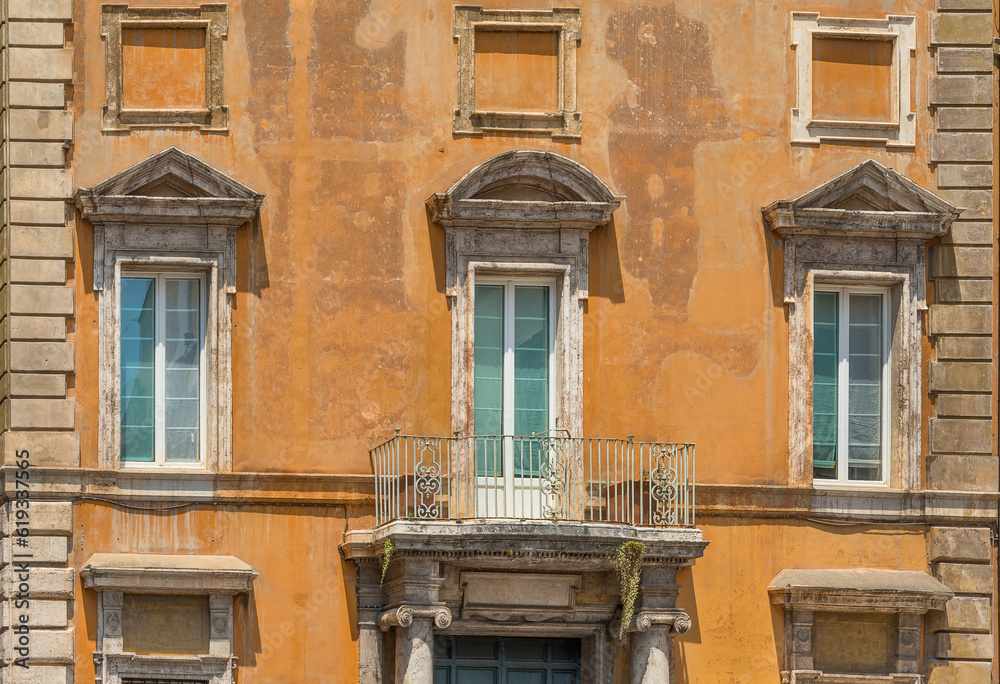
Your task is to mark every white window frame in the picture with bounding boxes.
[473,275,558,437]
[120,270,209,470]
[811,284,891,487]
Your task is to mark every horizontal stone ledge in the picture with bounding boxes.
[10,398,74,430]
[928,595,993,633]
[934,393,992,417]
[935,562,994,595]
[938,0,992,10]
[931,13,994,46]
[9,284,74,316]
[9,142,66,169]
[11,341,73,373]
[939,221,992,245]
[8,48,72,82]
[928,527,992,563]
[10,168,71,200]
[0,566,74,599]
[9,373,67,399]
[9,202,69,228]
[935,336,992,360]
[936,164,992,189]
[8,0,73,21]
[928,418,993,454]
[10,316,67,342]
[0,501,72,537]
[10,226,73,258]
[0,599,69,630]
[8,22,65,48]
[935,46,993,73]
[928,305,992,335]
[3,664,73,684]
[933,279,991,304]
[930,132,993,162]
[0,628,73,665]
[10,258,67,285]
[930,76,993,106]
[8,110,73,142]
[0,432,79,468]
[0,534,68,566]
[927,453,998,492]
[7,82,66,109]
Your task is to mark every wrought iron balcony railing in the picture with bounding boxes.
[370,432,695,528]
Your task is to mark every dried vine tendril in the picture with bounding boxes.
[380,539,395,586]
[613,540,646,640]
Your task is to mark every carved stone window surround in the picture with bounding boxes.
[768,569,952,684]
[453,7,582,139]
[790,13,916,148]
[427,150,622,442]
[76,147,264,472]
[101,3,229,132]
[81,553,257,684]
[762,160,960,491]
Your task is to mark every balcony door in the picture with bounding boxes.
[473,279,556,518]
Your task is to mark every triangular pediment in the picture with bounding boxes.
[76,148,264,227]
[762,160,961,240]
[86,147,261,201]
[784,160,956,214]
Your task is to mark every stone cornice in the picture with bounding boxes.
[76,194,262,227]
[343,520,709,571]
[81,552,257,594]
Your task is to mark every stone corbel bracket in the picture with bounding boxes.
[378,605,453,632]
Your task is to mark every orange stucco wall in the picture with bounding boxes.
[67,0,951,679]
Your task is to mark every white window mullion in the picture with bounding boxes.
[502,281,516,436]
[836,288,850,483]
[154,274,167,465]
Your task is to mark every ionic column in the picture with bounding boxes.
[382,605,452,684]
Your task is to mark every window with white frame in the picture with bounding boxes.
[473,277,557,483]
[762,160,960,490]
[76,147,263,472]
[120,272,207,467]
[812,287,890,485]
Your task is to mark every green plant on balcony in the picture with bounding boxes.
[381,539,395,586]
[613,540,646,640]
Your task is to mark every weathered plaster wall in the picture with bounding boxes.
[54,0,996,681]
[70,0,952,480]
[71,500,359,682]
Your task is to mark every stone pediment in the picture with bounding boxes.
[762,160,960,239]
[427,150,623,230]
[76,147,264,226]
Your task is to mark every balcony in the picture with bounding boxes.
[370,432,695,528]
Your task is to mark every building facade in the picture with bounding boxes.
[0,0,996,682]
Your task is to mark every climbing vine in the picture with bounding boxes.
[380,539,395,586]
[613,540,646,640]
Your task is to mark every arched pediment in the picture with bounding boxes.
[428,150,623,230]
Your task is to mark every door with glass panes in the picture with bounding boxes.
[434,636,581,684]
[473,279,556,518]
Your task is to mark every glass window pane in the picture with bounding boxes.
[164,278,202,462]
[474,285,504,438]
[514,286,549,438]
[848,293,883,481]
[121,278,156,462]
[812,291,838,480]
